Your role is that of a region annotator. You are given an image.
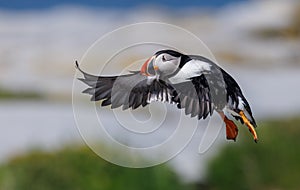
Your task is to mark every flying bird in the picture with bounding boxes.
[76,49,258,142]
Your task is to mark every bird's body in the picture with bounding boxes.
[76,49,258,142]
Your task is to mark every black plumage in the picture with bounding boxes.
[76,49,258,142]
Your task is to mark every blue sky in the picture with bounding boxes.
[0,0,248,10]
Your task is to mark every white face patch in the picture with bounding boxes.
[154,54,181,76]
[169,59,212,84]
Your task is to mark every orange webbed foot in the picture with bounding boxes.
[218,111,239,141]
[239,111,258,143]
[224,117,239,141]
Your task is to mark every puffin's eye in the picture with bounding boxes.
[162,55,166,62]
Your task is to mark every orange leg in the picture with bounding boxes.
[239,111,258,143]
[218,112,238,141]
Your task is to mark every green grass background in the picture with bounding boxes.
[0,117,299,189]
[206,117,300,189]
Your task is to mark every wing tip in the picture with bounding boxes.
[75,60,85,74]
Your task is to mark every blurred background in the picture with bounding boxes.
[1,0,300,189]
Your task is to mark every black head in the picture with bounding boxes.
[154,49,184,58]
[155,49,191,69]
[140,49,191,76]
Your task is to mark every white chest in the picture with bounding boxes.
[169,60,211,84]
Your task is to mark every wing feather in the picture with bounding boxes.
[76,62,175,110]
[76,60,224,121]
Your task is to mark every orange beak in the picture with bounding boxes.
[140,56,156,76]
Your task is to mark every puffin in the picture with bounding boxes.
[76,49,258,142]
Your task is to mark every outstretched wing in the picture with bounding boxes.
[167,57,227,120]
[76,62,176,110]
[76,56,228,121]
[171,75,215,120]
